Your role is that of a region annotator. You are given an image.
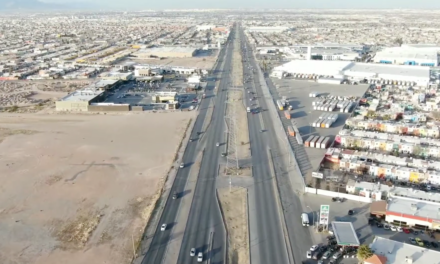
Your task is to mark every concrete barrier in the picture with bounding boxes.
[88,104,130,112]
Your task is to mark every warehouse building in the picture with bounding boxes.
[134,47,198,58]
[56,88,105,111]
[272,60,431,87]
[373,46,440,67]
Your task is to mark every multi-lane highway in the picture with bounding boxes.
[240,25,315,264]
[142,25,234,264]
[176,26,239,264]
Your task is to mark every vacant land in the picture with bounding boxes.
[227,90,251,161]
[218,187,249,264]
[0,111,193,264]
[131,56,217,70]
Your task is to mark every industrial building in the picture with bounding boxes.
[373,46,440,66]
[272,60,431,87]
[134,47,198,58]
[99,72,133,81]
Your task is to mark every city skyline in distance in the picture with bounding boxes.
[35,0,440,10]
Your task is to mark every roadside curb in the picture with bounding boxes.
[215,167,229,264]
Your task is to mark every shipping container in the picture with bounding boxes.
[304,135,315,147]
[320,137,331,149]
[296,133,303,145]
[288,126,295,136]
[309,136,320,148]
[345,102,353,113]
[312,119,319,127]
[321,120,326,128]
[284,111,291,119]
[325,119,332,128]
[293,126,300,135]
[315,137,325,148]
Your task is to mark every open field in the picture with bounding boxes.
[227,90,251,161]
[131,56,217,70]
[0,111,193,264]
[218,187,249,264]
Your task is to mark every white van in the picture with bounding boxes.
[301,213,310,226]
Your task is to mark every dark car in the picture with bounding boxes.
[348,210,354,215]
[424,240,431,247]
[332,197,339,202]
[431,241,438,248]
[414,230,419,235]
[376,223,384,228]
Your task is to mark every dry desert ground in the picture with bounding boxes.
[0,111,193,264]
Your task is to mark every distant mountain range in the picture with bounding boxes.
[1,0,98,10]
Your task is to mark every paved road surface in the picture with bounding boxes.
[176,25,242,264]
[238,25,290,264]
[240,25,315,264]
[141,25,233,264]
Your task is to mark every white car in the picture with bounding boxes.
[190,248,196,257]
[306,251,312,258]
[310,245,319,251]
[216,142,220,147]
[197,252,203,262]
[390,225,397,231]
[180,163,185,168]
[397,226,403,232]
[160,223,167,231]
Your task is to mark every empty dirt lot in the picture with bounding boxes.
[0,112,193,264]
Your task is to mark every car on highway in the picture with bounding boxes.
[172,192,177,199]
[190,248,196,257]
[160,224,167,231]
[348,210,354,215]
[306,251,312,258]
[180,163,185,168]
[216,142,220,147]
[415,237,424,246]
[197,252,203,262]
[310,245,319,251]
[317,261,324,264]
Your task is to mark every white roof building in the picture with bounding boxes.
[273,60,431,87]
[373,47,439,67]
[369,236,440,264]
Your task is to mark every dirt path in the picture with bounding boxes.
[226,90,251,161]
[218,187,250,264]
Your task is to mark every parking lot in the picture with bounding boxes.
[267,78,368,176]
[299,193,440,264]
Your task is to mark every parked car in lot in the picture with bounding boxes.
[431,241,439,248]
[313,251,323,260]
[424,240,431,248]
[376,223,384,228]
[415,237,424,246]
[409,237,416,244]
[390,225,397,231]
[310,245,319,251]
[397,226,403,232]
[403,228,411,234]
[333,252,342,259]
[383,224,390,230]
[348,210,354,215]
[323,251,332,259]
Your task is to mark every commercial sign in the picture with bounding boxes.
[319,205,330,225]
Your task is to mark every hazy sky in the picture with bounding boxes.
[42,0,440,10]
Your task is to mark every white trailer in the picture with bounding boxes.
[324,119,333,128]
[309,136,320,148]
[345,102,353,113]
[320,137,331,149]
[315,137,325,148]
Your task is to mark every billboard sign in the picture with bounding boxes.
[319,205,330,225]
[312,172,324,179]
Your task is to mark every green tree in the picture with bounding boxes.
[395,37,404,46]
[357,244,374,262]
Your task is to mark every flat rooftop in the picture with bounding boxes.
[331,221,360,246]
[136,47,198,54]
[60,88,104,102]
[389,187,440,204]
[370,236,440,264]
[387,196,440,221]
[94,79,119,88]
